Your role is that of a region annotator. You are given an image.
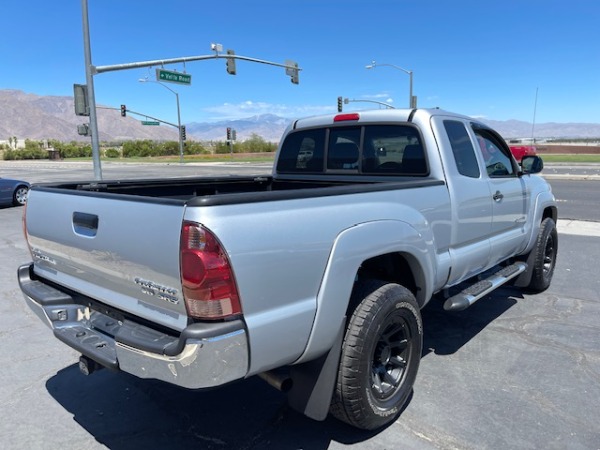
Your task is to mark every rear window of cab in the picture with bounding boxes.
[276,124,428,176]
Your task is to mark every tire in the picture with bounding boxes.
[330,280,423,430]
[12,185,29,206]
[528,217,558,292]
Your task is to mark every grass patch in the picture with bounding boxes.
[539,154,600,163]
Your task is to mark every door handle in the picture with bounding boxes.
[493,191,504,202]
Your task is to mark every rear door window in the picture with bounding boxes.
[444,120,480,178]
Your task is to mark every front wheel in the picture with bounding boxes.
[13,185,29,206]
[528,217,558,292]
[330,280,423,430]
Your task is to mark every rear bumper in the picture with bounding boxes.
[18,264,249,389]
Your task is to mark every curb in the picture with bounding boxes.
[557,219,600,237]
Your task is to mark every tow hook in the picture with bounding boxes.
[78,355,102,376]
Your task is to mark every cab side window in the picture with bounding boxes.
[472,128,515,177]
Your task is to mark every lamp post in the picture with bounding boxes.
[365,61,415,108]
[138,78,184,163]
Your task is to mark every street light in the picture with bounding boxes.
[366,61,415,108]
[138,77,184,164]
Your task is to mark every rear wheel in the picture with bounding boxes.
[13,185,29,206]
[528,217,558,292]
[330,280,422,430]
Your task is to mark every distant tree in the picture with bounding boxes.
[215,141,232,154]
[183,141,208,155]
[241,133,277,153]
[24,139,42,150]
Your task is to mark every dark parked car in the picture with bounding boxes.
[0,177,30,207]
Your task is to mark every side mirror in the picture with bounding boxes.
[520,155,543,174]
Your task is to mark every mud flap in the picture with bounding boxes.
[287,318,345,421]
[513,247,536,288]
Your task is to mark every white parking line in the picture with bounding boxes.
[557,219,600,237]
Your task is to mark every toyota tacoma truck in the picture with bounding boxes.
[19,108,557,430]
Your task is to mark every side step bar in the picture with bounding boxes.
[444,262,527,312]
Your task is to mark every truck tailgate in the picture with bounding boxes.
[25,188,189,331]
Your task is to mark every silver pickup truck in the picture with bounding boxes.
[19,108,557,430]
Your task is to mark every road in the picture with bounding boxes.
[1,161,599,449]
[548,178,600,222]
[542,162,600,180]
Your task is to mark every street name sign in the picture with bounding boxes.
[141,121,160,126]
[155,69,192,85]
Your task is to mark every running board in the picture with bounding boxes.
[444,262,528,312]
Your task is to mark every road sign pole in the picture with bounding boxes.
[81,0,102,180]
[175,91,184,164]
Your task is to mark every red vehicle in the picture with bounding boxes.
[509,145,537,162]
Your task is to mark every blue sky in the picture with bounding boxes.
[1,0,599,125]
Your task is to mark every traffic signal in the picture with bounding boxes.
[120,104,126,117]
[290,68,299,84]
[180,125,186,141]
[232,129,237,141]
[226,127,231,140]
[285,60,299,84]
[226,49,236,75]
[337,97,343,112]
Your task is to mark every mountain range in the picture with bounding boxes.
[2,89,600,144]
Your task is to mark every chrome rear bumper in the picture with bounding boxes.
[19,264,249,389]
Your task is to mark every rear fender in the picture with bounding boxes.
[294,219,435,365]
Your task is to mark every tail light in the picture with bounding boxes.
[180,221,241,320]
[22,201,33,259]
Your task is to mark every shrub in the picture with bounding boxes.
[2,148,47,160]
[122,140,160,157]
[184,141,208,155]
[104,148,120,158]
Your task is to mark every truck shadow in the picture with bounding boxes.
[422,287,521,357]
[45,288,521,450]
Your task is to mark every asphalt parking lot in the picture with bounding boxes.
[1,161,599,449]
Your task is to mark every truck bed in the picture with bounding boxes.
[33,175,444,206]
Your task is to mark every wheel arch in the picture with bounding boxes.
[514,201,558,288]
[353,251,426,308]
[293,219,435,365]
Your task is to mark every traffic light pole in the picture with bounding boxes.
[81,0,102,179]
[343,98,395,109]
[81,0,301,179]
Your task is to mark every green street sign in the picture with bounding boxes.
[141,121,160,126]
[155,69,191,85]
